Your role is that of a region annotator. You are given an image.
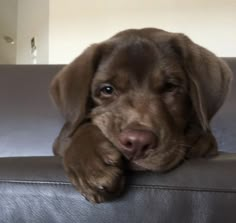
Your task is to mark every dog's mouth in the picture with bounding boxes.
[93,118,187,171]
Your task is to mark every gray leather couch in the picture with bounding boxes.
[0,58,236,223]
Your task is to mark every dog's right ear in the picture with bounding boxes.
[50,44,101,126]
[50,44,103,156]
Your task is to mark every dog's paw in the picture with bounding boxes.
[64,140,125,203]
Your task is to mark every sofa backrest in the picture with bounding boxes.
[0,65,63,157]
[212,58,236,153]
[0,58,235,157]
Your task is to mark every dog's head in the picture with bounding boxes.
[50,28,232,171]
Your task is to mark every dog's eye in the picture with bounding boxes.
[99,84,115,97]
[162,82,180,93]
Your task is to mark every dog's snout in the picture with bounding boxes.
[119,129,157,160]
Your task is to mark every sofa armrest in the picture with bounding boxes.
[0,154,236,223]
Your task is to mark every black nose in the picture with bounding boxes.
[119,129,157,160]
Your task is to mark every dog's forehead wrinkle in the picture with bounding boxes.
[101,38,159,83]
[95,37,178,89]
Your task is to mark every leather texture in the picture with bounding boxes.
[0,154,236,223]
[0,58,235,223]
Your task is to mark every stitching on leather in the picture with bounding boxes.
[129,185,236,194]
[0,179,70,185]
[0,179,236,194]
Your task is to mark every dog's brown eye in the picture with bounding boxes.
[100,84,114,97]
[164,83,178,91]
[162,82,179,93]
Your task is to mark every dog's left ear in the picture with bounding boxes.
[171,34,233,131]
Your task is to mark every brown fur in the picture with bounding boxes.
[50,28,232,203]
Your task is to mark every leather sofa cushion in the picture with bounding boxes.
[0,153,236,223]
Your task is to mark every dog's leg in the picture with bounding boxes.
[60,123,125,203]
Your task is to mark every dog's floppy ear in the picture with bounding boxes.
[50,44,102,156]
[50,44,101,126]
[171,34,232,131]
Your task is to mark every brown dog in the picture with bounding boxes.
[50,28,232,203]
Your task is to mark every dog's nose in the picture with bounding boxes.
[119,129,157,160]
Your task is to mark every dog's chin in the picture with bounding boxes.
[127,150,186,172]
[127,159,168,172]
[127,160,171,172]
[127,161,148,171]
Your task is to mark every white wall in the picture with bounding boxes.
[0,0,17,64]
[49,0,236,64]
[17,0,49,64]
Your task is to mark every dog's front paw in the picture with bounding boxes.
[63,128,125,203]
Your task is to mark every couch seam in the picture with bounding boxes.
[130,185,236,194]
[1,179,236,194]
[0,179,70,185]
